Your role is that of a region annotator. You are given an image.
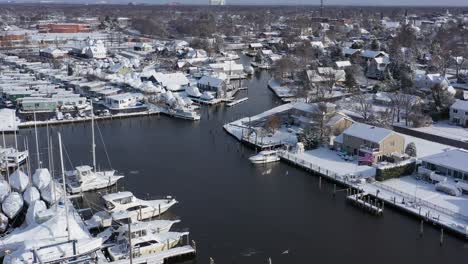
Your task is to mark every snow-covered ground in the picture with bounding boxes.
[268,79,295,99]
[286,147,376,177]
[408,121,468,142]
[380,176,468,217]
[400,134,453,158]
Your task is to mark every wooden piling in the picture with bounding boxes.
[440,228,444,246]
[419,220,424,237]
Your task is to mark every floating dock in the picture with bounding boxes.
[98,245,196,264]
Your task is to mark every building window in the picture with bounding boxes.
[390,141,395,147]
[453,109,458,113]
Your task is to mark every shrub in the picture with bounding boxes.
[375,160,416,181]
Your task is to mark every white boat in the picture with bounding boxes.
[185,86,202,98]
[168,107,201,121]
[200,91,215,101]
[0,147,28,169]
[9,169,29,193]
[113,219,180,241]
[2,192,24,219]
[244,66,254,75]
[85,191,177,228]
[66,165,123,194]
[107,221,188,261]
[0,213,8,233]
[65,103,124,194]
[249,150,280,164]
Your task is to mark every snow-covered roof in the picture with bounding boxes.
[342,47,360,55]
[249,43,263,48]
[421,149,468,173]
[153,72,190,90]
[343,123,395,143]
[451,100,468,111]
[361,50,387,58]
[334,61,352,68]
[198,75,225,88]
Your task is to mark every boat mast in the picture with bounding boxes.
[58,132,71,241]
[91,101,96,173]
[34,112,41,168]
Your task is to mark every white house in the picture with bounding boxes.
[420,149,468,181]
[450,100,468,127]
[152,72,190,91]
[73,38,107,59]
[104,93,144,110]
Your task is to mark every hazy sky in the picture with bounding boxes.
[145,0,468,6]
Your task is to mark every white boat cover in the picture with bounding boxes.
[0,213,8,233]
[200,91,215,100]
[0,179,11,203]
[40,181,63,205]
[185,86,202,97]
[32,168,51,190]
[1,192,24,219]
[24,200,47,226]
[0,204,102,262]
[9,170,29,193]
[22,186,40,206]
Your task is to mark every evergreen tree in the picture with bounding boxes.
[405,142,417,157]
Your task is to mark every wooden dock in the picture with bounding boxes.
[346,192,384,215]
[98,245,196,264]
[227,97,248,107]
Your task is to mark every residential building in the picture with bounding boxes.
[39,48,68,59]
[420,149,468,181]
[104,93,146,113]
[197,75,227,98]
[334,123,405,164]
[450,100,468,127]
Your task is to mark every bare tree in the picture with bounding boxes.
[353,93,374,122]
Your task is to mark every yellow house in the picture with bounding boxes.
[334,123,405,164]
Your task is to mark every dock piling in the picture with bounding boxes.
[419,220,424,237]
[440,228,444,246]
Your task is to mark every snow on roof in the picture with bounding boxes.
[451,100,468,111]
[335,61,352,67]
[198,75,225,88]
[249,43,263,48]
[421,149,468,173]
[153,72,189,90]
[343,123,394,143]
[342,47,360,55]
[361,50,387,58]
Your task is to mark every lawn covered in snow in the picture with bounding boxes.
[408,121,468,142]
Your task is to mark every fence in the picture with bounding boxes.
[373,181,468,222]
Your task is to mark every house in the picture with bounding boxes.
[334,123,405,164]
[450,100,468,127]
[39,48,68,59]
[366,56,390,79]
[420,149,468,181]
[72,38,107,59]
[209,61,245,79]
[104,93,146,113]
[197,75,227,98]
[415,73,450,91]
[144,72,190,92]
[334,60,352,69]
[306,68,346,87]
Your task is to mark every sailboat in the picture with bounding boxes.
[1,133,104,264]
[66,102,123,194]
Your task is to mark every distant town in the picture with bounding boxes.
[0,3,468,264]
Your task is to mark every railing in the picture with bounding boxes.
[373,181,468,222]
[277,151,347,182]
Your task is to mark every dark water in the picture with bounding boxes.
[6,69,468,264]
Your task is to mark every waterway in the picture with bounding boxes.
[5,63,468,264]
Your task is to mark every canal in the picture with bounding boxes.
[8,68,468,264]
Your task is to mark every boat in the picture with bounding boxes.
[85,191,177,228]
[65,102,124,194]
[249,150,280,164]
[244,66,254,75]
[113,219,181,241]
[2,192,24,219]
[168,107,201,121]
[66,165,123,194]
[200,91,215,101]
[185,86,202,98]
[9,169,29,193]
[0,147,28,169]
[107,221,188,261]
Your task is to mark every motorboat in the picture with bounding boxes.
[0,147,28,169]
[107,221,188,261]
[85,192,177,228]
[249,150,280,164]
[113,219,180,241]
[65,165,123,194]
[200,91,215,101]
[65,103,123,194]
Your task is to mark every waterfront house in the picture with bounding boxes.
[334,123,405,164]
[144,72,190,92]
[420,149,468,181]
[197,75,227,98]
[450,100,468,127]
[209,61,245,79]
[104,92,146,113]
